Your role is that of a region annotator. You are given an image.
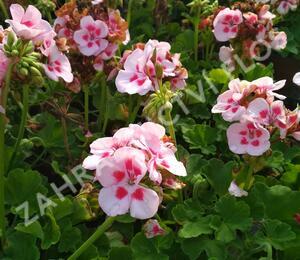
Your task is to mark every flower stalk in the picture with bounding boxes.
[67,217,115,260]
[0,62,14,245]
[83,85,89,132]
[9,84,30,169]
[0,0,8,19]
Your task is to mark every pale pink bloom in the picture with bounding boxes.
[227,122,270,156]
[73,16,108,56]
[219,46,235,70]
[277,0,298,15]
[115,48,153,95]
[211,79,249,122]
[251,77,286,100]
[256,24,267,41]
[0,50,9,86]
[243,12,258,25]
[82,127,135,170]
[92,0,104,5]
[258,5,276,20]
[97,147,160,219]
[270,31,287,50]
[163,177,185,190]
[292,131,300,141]
[93,43,118,71]
[43,46,73,83]
[245,98,286,127]
[143,219,166,238]
[213,8,243,42]
[293,72,300,86]
[6,4,53,41]
[275,110,299,139]
[40,38,56,56]
[54,16,73,39]
[228,181,248,197]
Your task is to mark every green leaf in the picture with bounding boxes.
[41,209,61,250]
[108,247,133,260]
[4,231,40,260]
[201,159,234,195]
[15,221,44,240]
[172,199,204,223]
[215,223,235,243]
[255,219,296,250]
[131,233,168,260]
[181,237,226,260]
[179,216,213,238]
[215,196,252,231]
[181,124,218,154]
[209,69,230,84]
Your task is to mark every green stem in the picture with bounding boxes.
[61,117,72,162]
[127,95,141,124]
[101,83,109,134]
[194,20,199,62]
[0,0,8,19]
[83,85,89,132]
[165,108,176,146]
[67,217,115,260]
[0,62,13,245]
[244,165,254,190]
[9,84,29,170]
[99,76,106,131]
[126,0,134,29]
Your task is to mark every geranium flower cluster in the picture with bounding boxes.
[3,4,73,83]
[212,77,300,156]
[53,0,129,86]
[115,39,188,95]
[82,122,187,219]
[212,3,288,69]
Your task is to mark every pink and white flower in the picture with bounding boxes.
[213,8,243,42]
[277,0,298,15]
[227,122,270,156]
[211,79,249,122]
[115,48,153,95]
[228,181,248,197]
[219,46,235,70]
[6,4,53,41]
[43,46,73,83]
[73,16,108,56]
[0,50,9,87]
[270,31,287,50]
[97,147,160,219]
[143,219,166,238]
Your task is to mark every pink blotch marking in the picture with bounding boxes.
[132,188,144,201]
[251,140,260,147]
[113,171,125,182]
[115,186,128,200]
[256,130,263,138]
[241,137,249,145]
[259,110,269,119]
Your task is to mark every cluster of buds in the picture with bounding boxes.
[0,4,74,87]
[53,0,129,88]
[210,2,288,69]
[212,76,300,156]
[115,39,188,96]
[82,122,187,219]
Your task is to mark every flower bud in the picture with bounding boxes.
[6,32,15,46]
[30,66,42,77]
[19,68,29,77]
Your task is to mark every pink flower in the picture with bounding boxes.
[251,77,286,100]
[6,4,53,41]
[143,219,166,238]
[43,46,73,83]
[219,46,235,70]
[213,8,243,42]
[245,98,286,126]
[211,79,249,122]
[92,0,104,5]
[97,147,160,219]
[277,0,298,15]
[227,122,270,156]
[93,43,118,71]
[0,50,9,87]
[228,181,248,197]
[73,16,108,56]
[115,48,153,95]
[270,31,287,50]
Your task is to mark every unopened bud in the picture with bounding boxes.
[19,68,29,77]
[30,66,42,77]
[6,32,15,46]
